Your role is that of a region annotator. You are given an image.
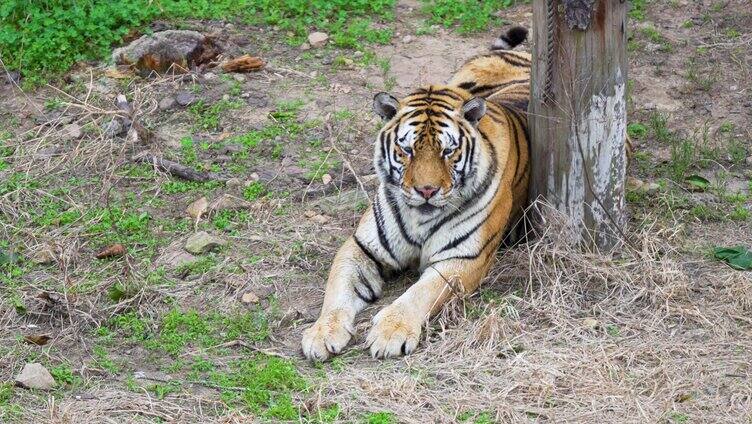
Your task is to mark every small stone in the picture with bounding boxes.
[203,72,217,80]
[402,35,413,44]
[103,119,124,138]
[342,58,354,67]
[321,173,332,185]
[308,32,329,48]
[209,194,253,212]
[215,155,231,163]
[158,97,176,111]
[241,291,260,304]
[184,231,227,254]
[582,317,599,329]
[309,214,331,225]
[300,42,311,51]
[15,363,56,390]
[645,182,660,194]
[158,249,197,269]
[62,124,82,140]
[240,92,250,98]
[186,197,209,220]
[746,156,752,166]
[4,70,21,85]
[222,94,230,101]
[175,91,197,107]
[353,51,364,58]
[31,246,55,265]
[626,176,644,191]
[233,74,245,82]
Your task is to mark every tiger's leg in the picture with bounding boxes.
[302,236,386,361]
[366,253,495,358]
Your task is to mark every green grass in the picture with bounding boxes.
[189,99,243,132]
[627,122,648,139]
[209,355,307,417]
[1,0,397,86]
[365,411,397,424]
[110,307,270,356]
[421,0,516,34]
[628,0,649,21]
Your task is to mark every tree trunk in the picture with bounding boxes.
[529,0,629,251]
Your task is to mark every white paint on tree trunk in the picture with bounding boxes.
[564,71,627,246]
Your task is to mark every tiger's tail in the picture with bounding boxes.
[490,26,528,51]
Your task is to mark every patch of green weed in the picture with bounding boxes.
[244,181,267,201]
[422,0,515,34]
[364,411,396,424]
[189,99,243,132]
[209,355,307,416]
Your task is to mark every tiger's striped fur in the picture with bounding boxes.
[302,27,531,360]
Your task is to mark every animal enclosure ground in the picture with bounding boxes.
[1,0,751,423]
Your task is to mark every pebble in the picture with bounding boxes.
[204,72,217,80]
[15,363,56,390]
[184,231,227,254]
[158,97,176,111]
[645,182,660,194]
[62,123,83,140]
[103,119,124,138]
[233,74,245,82]
[308,31,329,48]
[300,42,311,51]
[175,91,197,107]
[402,35,413,44]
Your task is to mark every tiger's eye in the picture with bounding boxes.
[402,146,413,155]
[443,148,453,156]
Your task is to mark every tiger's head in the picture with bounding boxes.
[372,87,488,212]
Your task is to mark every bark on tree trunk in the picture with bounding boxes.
[529,0,628,250]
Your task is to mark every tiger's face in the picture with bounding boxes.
[372,89,487,212]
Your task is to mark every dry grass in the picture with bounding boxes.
[305,203,752,423]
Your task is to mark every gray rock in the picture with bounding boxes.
[299,42,311,51]
[184,231,227,254]
[4,70,21,85]
[156,243,198,269]
[158,97,176,111]
[15,363,56,390]
[203,72,217,80]
[62,124,83,140]
[308,32,329,48]
[746,156,752,166]
[402,35,413,44]
[219,143,243,155]
[175,91,197,107]
[645,182,661,194]
[245,93,268,108]
[233,74,245,82]
[103,119,125,138]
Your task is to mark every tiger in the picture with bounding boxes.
[302,26,531,360]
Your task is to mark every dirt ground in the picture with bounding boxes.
[1,1,751,423]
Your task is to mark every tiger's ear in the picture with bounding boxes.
[462,97,486,126]
[373,92,399,120]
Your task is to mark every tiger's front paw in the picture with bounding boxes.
[301,309,354,361]
[366,303,422,359]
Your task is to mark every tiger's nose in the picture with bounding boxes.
[415,185,440,200]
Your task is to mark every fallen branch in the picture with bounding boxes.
[133,153,224,182]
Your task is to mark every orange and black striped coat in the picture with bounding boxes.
[302,27,530,360]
